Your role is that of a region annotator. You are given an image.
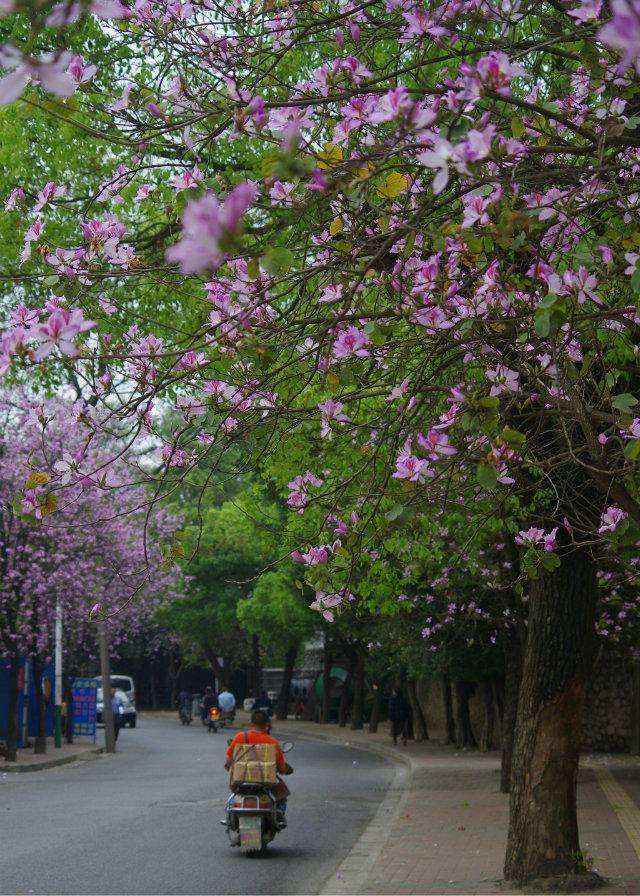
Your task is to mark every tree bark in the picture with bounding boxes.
[276,644,297,720]
[406,678,428,741]
[149,659,159,710]
[338,657,354,728]
[454,681,477,748]
[321,636,332,723]
[4,657,19,762]
[442,676,456,745]
[369,682,383,733]
[350,649,366,730]
[504,548,598,884]
[480,680,495,751]
[501,632,524,794]
[33,659,47,755]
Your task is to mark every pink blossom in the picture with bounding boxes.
[486,365,520,396]
[169,167,203,192]
[515,527,544,547]
[32,308,95,361]
[598,0,640,74]
[46,0,129,24]
[33,181,66,213]
[309,589,351,622]
[5,187,24,211]
[319,399,350,439]
[598,506,628,534]
[68,55,97,85]
[416,430,458,460]
[268,180,296,206]
[135,184,155,202]
[331,326,371,360]
[166,182,258,273]
[567,0,602,22]
[393,450,430,482]
[0,47,76,106]
[319,283,343,304]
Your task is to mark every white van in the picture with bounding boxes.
[96,674,136,707]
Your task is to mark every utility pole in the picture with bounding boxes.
[98,618,115,753]
[54,602,63,748]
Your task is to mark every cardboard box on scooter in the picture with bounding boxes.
[230,742,278,786]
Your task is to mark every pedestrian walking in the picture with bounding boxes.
[387,687,409,746]
[111,688,122,742]
[253,690,274,717]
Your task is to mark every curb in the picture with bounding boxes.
[0,746,103,773]
[272,722,414,895]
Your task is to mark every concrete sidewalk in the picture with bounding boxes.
[0,739,102,773]
[270,718,640,896]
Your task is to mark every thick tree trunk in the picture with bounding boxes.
[500,633,523,794]
[33,659,47,755]
[276,645,297,720]
[504,549,598,884]
[442,676,455,745]
[454,681,477,748]
[321,636,332,723]
[369,682,383,733]
[5,657,20,762]
[480,680,495,751]
[350,650,366,730]
[406,678,428,741]
[149,660,159,710]
[338,656,354,728]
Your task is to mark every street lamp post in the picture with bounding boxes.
[54,601,62,748]
[98,618,116,753]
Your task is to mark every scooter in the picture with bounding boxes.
[206,705,221,732]
[219,708,235,729]
[222,741,294,854]
[179,703,192,725]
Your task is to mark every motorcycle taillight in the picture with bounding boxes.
[232,798,243,807]
[243,796,258,808]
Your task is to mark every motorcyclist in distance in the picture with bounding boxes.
[201,685,218,722]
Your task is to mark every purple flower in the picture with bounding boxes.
[598,506,628,535]
[0,46,76,106]
[166,182,258,273]
[598,0,640,74]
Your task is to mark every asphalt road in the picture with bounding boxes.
[0,716,393,895]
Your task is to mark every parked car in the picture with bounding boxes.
[95,674,136,708]
[96,688,137,728]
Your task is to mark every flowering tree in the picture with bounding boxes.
[0,393,183,759]
[3,0,640,883]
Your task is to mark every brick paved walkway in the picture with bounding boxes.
[270,717,640,896]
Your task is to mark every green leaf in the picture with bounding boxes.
[612,393,638,414]
[246,258,260,280]
[476,462,498,490]
[624,439,640,460]
[262,247,294,276]
[502,427,526,448]
[465,234,483,254]
[385,505,405,521]
[24,472,51,489]
[511,117,525,139]
[534,309,551,337]
[540,552,561,571]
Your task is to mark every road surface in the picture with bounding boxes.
[0,716,393,894]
